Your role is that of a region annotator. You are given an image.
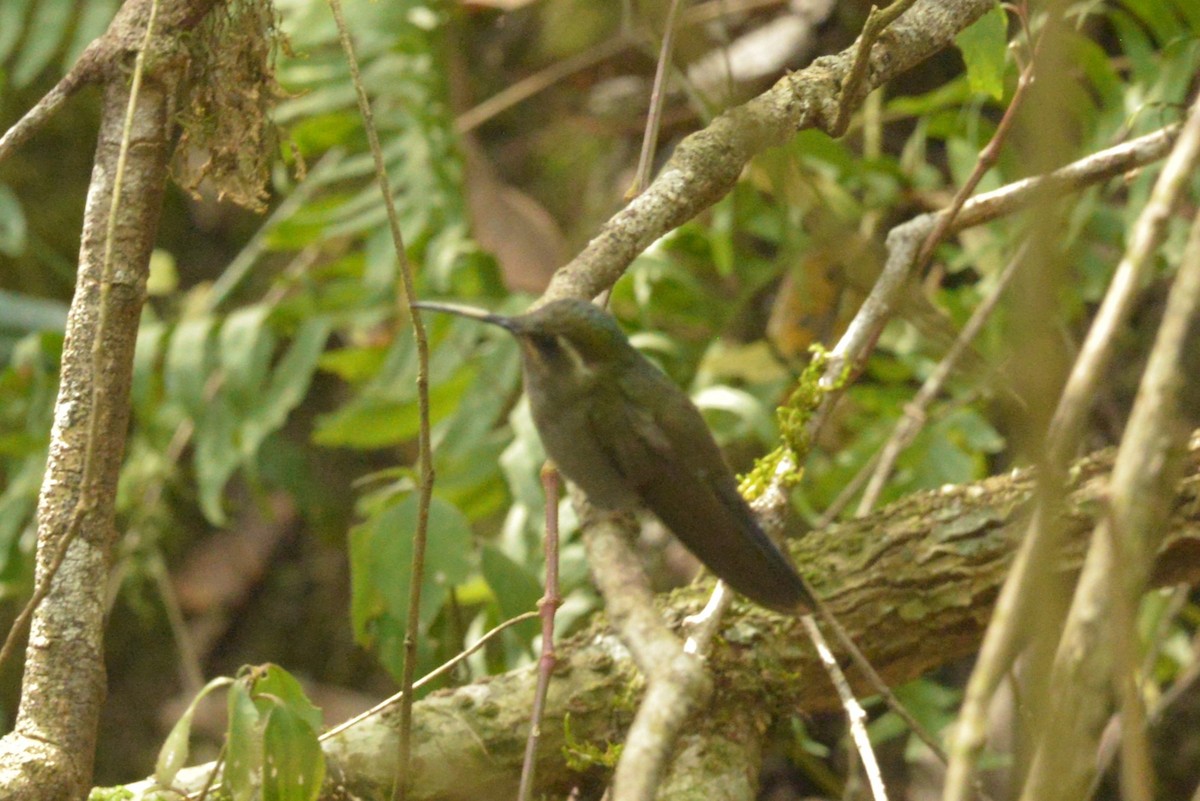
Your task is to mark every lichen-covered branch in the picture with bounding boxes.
[0,1,221,798]
[124,436,1200,801]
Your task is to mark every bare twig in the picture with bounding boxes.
[542,0,998,304]
[946,87,1200,801]
[857,244,1026,514]
[1018,189,1200,801]
[0,37,116,164]
[628,0,689,198]
[802,615,889,801]
[456,35,633,134]
[517,465,565,801]
[318,610,540,742]
[830,0,921,136]
[325,4,435,800]
[914,55,1033,272]
[819,124,1178,399]
[581,507,712,801]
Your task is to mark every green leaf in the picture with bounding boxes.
[262,704,325,801]
[313,364,472,448]
[480,545,542,642]
[254,665,323,733]
[165,317,216,416]
[0,289,67,334]
[955,3,1008,100]
[194,393,239,524]
[318,345,388,384]
[65,0,118,64]
[349,494,473,678]
[155,677,235,789]
[692,385,774,443]
[242,318,331,457]
[226,679,264,801]
[9,0,75,87]
[0,3,24,64]
[219,306,274,410]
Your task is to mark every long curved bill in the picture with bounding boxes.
[411,301,515,331]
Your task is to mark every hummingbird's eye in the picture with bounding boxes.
[528,334,561,359]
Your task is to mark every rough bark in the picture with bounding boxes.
[129,437,1200,801]
[0,1,220,797]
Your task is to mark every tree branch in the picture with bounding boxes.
[124,435,1200,801]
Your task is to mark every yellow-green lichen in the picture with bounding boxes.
[562,713,623,771]
[740,346,847,501]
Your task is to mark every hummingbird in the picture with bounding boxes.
[413,298,816,614]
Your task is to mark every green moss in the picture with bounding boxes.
[88,789,137,801]
[740,346,848,500]
[562,713,623,771]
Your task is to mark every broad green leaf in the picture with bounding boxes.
[693,385,775,443]
[955,4,1008,100]
[9,0,75,87]
[349,494,473,678]
[480,544,542,642]
[155,677,235,788]
[65,0,118,64]
[0,3,24,63]
[262,704,325,801]
[0,289,66,334]
[254,665,323,733]
[132,319,167,412]
[313,364,472,448]
[0,457,42,576]
[319,344,388,384]
[226,679,263,801]
[0,187,27,257]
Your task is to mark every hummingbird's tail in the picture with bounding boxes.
[642,467,816,614]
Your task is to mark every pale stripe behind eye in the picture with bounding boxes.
[558,336,591,375]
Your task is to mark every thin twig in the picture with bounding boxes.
[1085,584,1191,801]
[454,0,788,135]
[318,610,540,742]
[627,0,689,198]
[517,465,564,801]
[581,508,711,801]
[831,0,920,136]
[801,615,889,801]
[914,51,1034,272]
[857,243,1026,515]
[1018,190,1200,801]
[946,82,1200,801]
[325,4,435,800]
[818,123,1178,401]
[457,35,633,134]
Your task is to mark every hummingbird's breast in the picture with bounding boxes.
[521,356,639,510]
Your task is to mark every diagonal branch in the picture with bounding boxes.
[124,434,1200,801]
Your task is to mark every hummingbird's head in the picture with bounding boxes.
[413,298,636,374]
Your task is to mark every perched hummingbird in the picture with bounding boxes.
[414,298,816,614]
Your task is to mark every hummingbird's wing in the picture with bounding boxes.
[586,369,814,613]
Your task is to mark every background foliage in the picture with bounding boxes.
[1,0,1199,792]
